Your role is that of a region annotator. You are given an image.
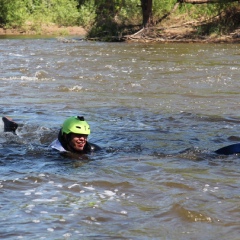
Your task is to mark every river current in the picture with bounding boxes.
[0,36,240,239]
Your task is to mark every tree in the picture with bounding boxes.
[139,0,239,29]
[141,0,153,28]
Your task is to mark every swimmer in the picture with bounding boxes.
[2,116,101,154]
[49,116,101,154]
[2,116,239,155]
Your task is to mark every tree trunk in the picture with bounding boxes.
[141,0,153,28]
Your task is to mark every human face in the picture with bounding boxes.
[67,133,88,152]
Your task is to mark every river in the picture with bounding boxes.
[0,36,240,239]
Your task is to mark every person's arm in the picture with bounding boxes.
[2,117,18,134]
[215,143,240,155]
[86,142,102,152]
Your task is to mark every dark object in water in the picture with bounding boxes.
[2,117,18,134]
[215,143,240,155]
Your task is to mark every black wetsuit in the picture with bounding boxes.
[2,117,18,134]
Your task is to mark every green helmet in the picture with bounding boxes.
[61,116,90,135]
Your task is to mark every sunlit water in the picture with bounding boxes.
[0,36,240,239]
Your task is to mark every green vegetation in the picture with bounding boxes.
[78,0,96,29]
[193,4,240,35]
[0,0,239,39]
[0,0,80,29]
[175,1,240,36]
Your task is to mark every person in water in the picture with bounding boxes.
[49,116,101,153]
[2,116,101,154]
[2,116,240,155]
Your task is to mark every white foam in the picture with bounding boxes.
[83,186,95,191]
[68,183,80,189]
[47,228,54,232]
[103,190,116,196]
[32,219,41,223]
[21,76,38,81]
[0,119,4,133]
[63,233,72,238]
[69,85,83,91]
[9,53,23,57]
[32,198,57,202]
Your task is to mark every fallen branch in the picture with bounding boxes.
[131,28,145,37]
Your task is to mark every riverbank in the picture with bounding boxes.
[0,20,239,43]
[123,22,240,44]
[0,24,87,37]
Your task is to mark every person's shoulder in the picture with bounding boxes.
[87,142,102,152]
[49,139,67,152]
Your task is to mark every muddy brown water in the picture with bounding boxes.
[0,37,240,239]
